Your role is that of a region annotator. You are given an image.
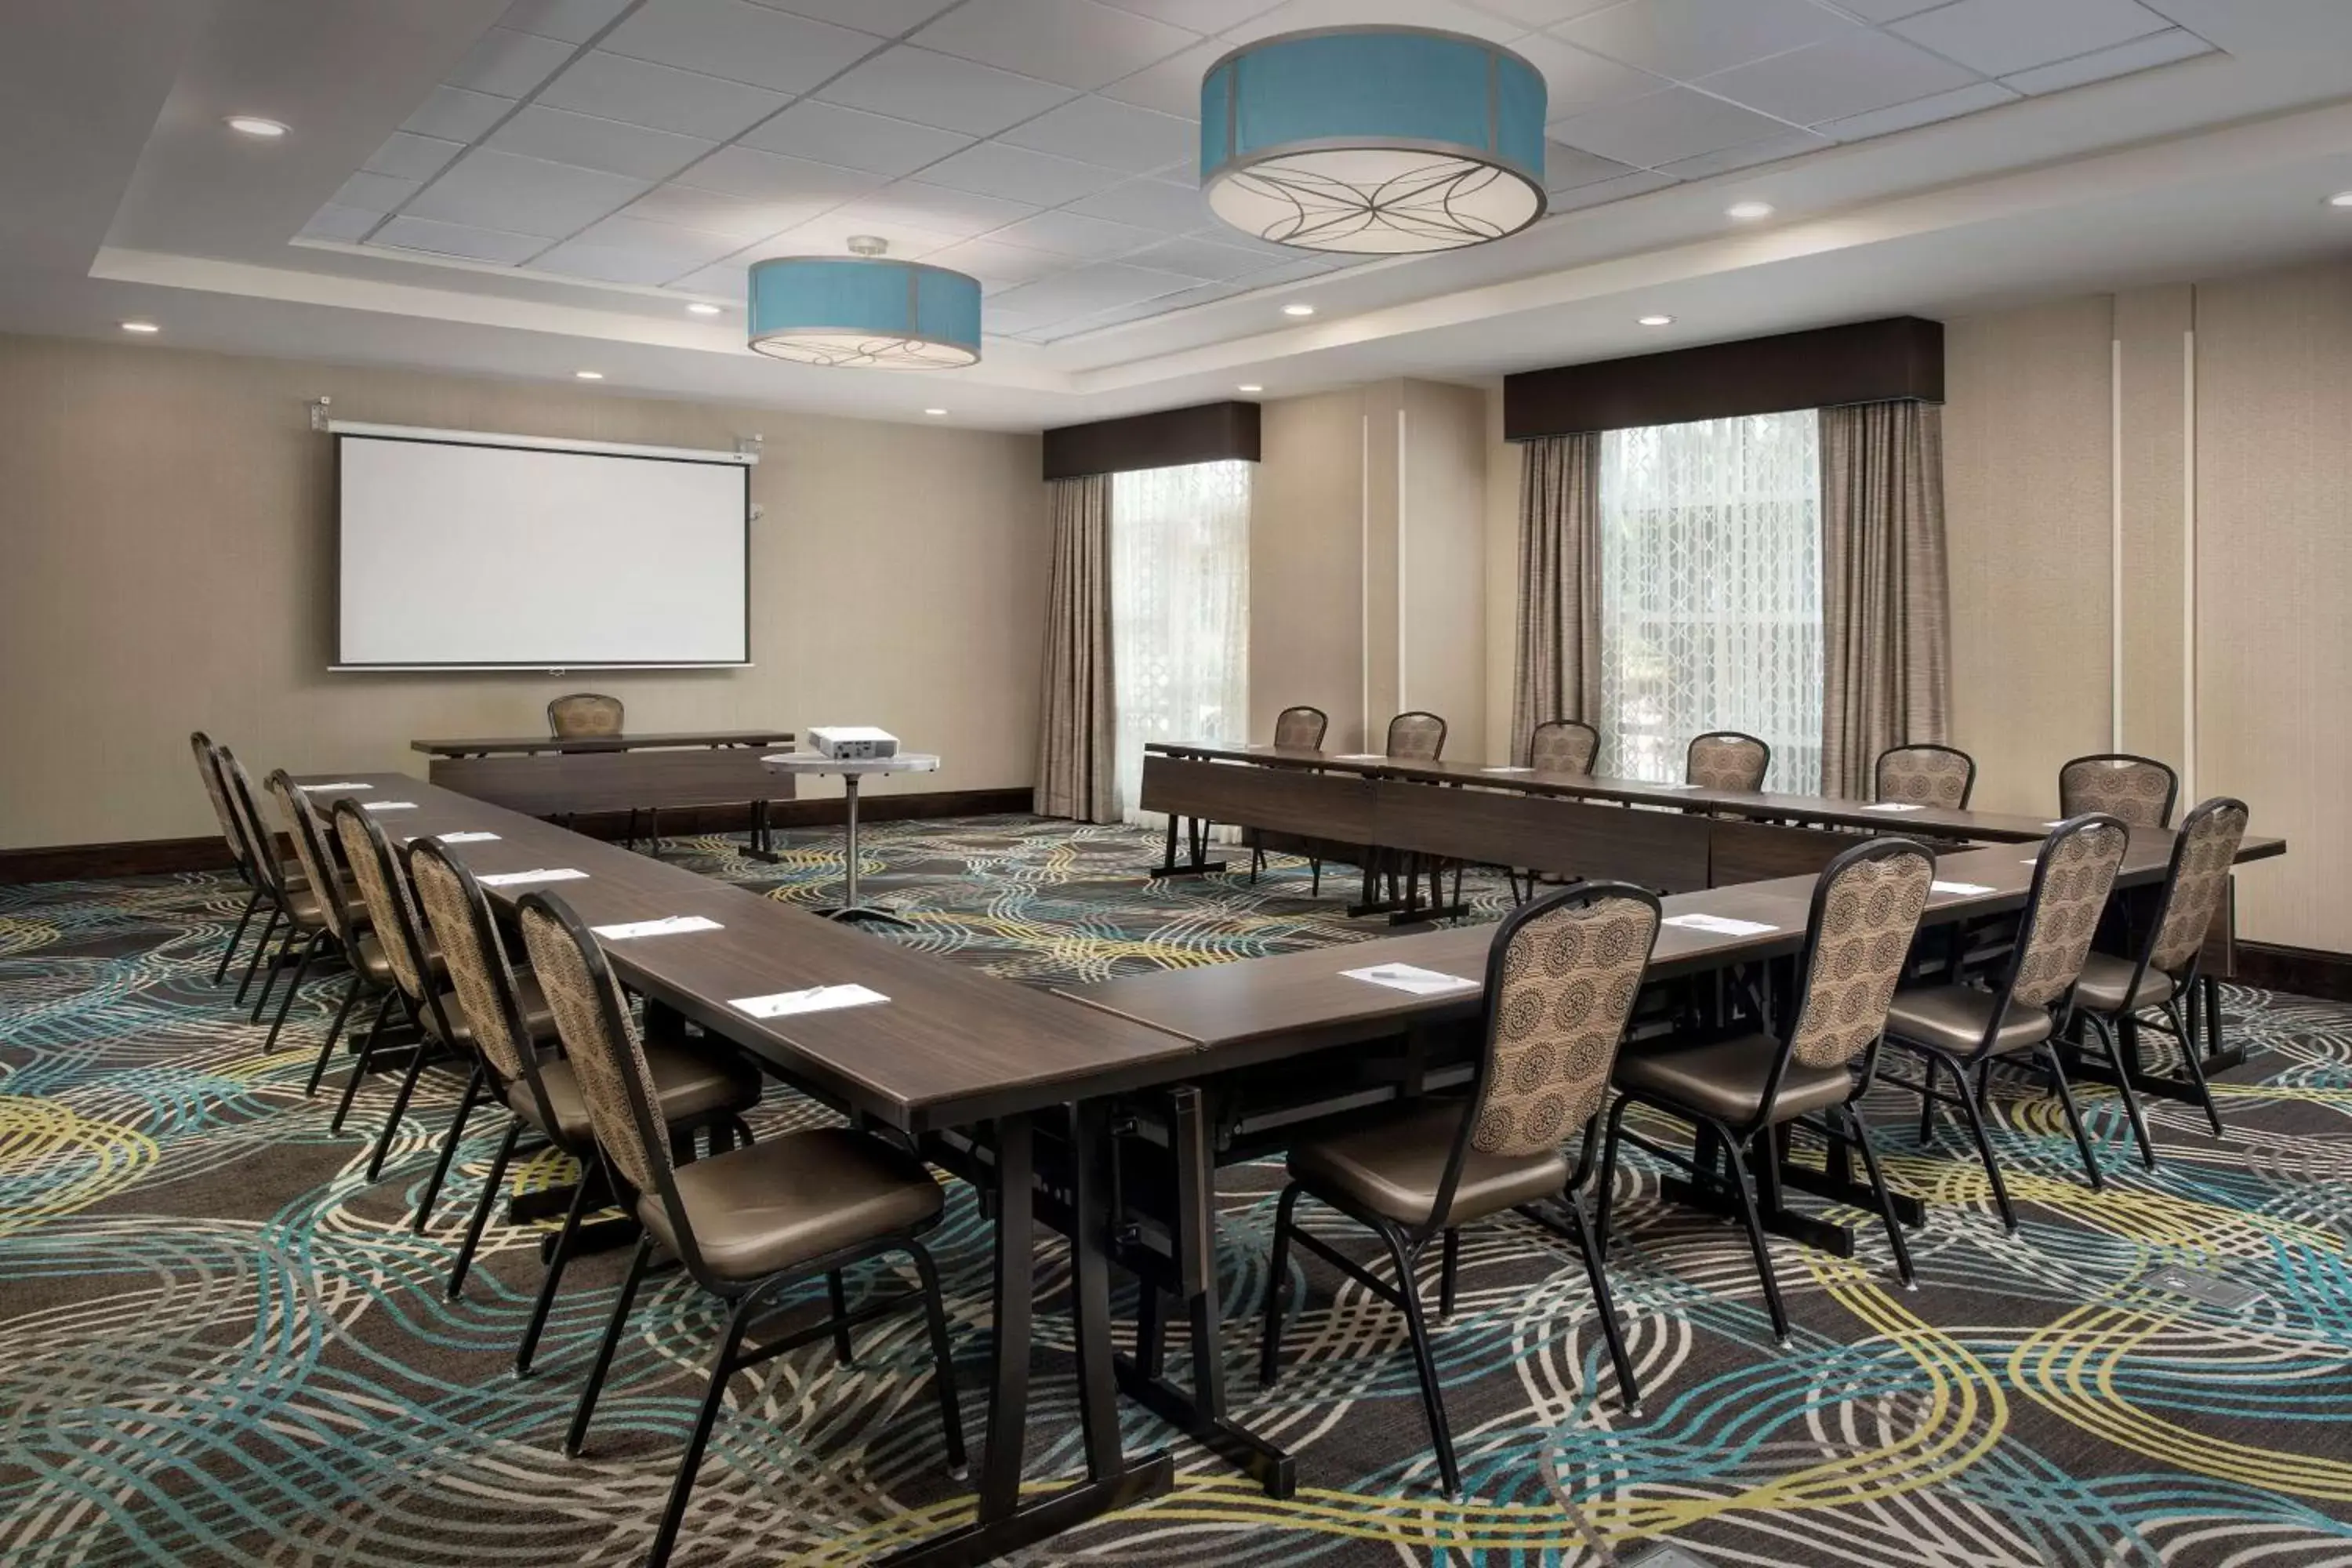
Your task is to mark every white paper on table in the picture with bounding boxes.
[1650,782,1703,791]
[2043,820,2068,828]
[361,800,417,811]
[1341,963,1479,996]
[477,868,588,887]
[591,915,723,940]
[1664,913,1779,937]
[1932,881,1995,895]
[437,831,500,844]
[1332,753,1385,761]
[1482,766,1535,774]
[299,782,370,792]
[730,984,889,1019]
[1864,802,1926,813]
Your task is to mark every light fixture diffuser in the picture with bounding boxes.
[747,238,981,369]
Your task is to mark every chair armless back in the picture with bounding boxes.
[190,733,251,875]
[1785,840,1934,1069]
[332,800,434,1008]
[1688,731,1769,792]
[1272,706,1328,750]
[2059,753,2177,829]
[1385,711,1446,761]
[548,694,624,739]
[2147,797,2251,979]
[1527,719,1600,776]
[266,771,358,947]
[1873,744,1976,811]
[2007,815,2131,1010]
[216,748,291,902]
[409,838,557,1127]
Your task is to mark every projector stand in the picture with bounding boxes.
[816,773,912,929]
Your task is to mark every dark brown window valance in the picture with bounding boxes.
[1042,400,1261,481]
[1503,316,1943,442]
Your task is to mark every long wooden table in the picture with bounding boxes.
[297,773,1191,1566]
[412,731,799,856]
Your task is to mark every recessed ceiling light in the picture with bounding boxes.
[574,369,604,379]
[686,302,722,316]
[120,321,160,333]
[1637,314,1675,327]
[2328,191,2352,209]
[1282,303,1316,317]
[1237,384,1264,394]
[224,116,289,138]
[924,408,948,416]
[1726,200,1774,220]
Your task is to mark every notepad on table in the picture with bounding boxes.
[1332,753,1385,761]
[477,868,588,887]
[299,782,370,792]
[437,831,500,844]
[592,915,723,940]
[1341,963,1478,996]
[1664,913,1778,937]
[1932,881,1994,895]
[731,984,888,1019]
[1482,766,1535,774]
[1864,802,1926,813]
[361,800,416,811]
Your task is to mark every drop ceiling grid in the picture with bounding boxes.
[309,0,2225,343]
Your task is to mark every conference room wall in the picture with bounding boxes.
[0,332,1047,851]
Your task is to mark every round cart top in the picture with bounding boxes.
[761,752,940,775]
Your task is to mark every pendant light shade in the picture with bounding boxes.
[1200,27,1547,255]
[746,241,981,368]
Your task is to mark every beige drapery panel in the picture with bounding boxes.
[1509,433,1602,766]
[1820,401,1951,799]
[1033,474,1117,822]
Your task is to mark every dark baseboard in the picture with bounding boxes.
[2235,941,2352,1004]
[0,789,1036,885]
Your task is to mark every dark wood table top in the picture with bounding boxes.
[412,731,797,757]
[296,775,1192,1131]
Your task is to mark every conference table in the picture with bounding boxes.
[412,730,798,858]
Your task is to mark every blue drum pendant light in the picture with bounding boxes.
[1200,27,1548,253]
[746,238,982,368]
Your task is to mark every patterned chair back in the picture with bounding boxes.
[1386,711,1446,761]
[1874,744,1976,811]
[2007,815,2130,1010]
[1272,706,1328,750]
[1785,840,1934,1069]
[1468,885,1661,1163]
[2147,797,2249,978]
[267,771,359,948]
[2059,753,2176,829]
[548,693,624,739]
[1528,720,1599,776]
[215,748,292,902]
[190,733,249,874]
[332,800,434,1007]
[1688,731,1769,792]
[409,839,546,1115]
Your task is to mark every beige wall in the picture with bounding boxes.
[1250,388,1367,750]
[0,332,1047,850]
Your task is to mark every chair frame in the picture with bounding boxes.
[1258,882,1657,1499]
[1598,838,1931,1345]
[519,892,964,1568]
[2059,752,2179,829]
[1687,730,1772,791]
[546,692,624,739]
[1873,742,1978,811]
[260,771,371,1060]
[216,749,348,1030]
[1250,706,1330,884]
[191,733,270,985]
[1878,813,2131,1232]
[1526,717,1601,774]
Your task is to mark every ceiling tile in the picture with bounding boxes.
[298,204,382,242]
[1225,252,1349,286]
[405,148,652,236]
[1097,0,1281,28]
[333,170,423,210]
[911,142,1126,205]
[533,216,747,281]
[1469,0,1622,24]
[817,46,1080,136]
[924,235,1076,286]
[673,260,752,293]
[1541,140,1640,191]
[401,85,515,143]
[1815,78,2015,139]
[989,208,1158,256]
[564,213,750,261]
[365,132,466,182]
[2001,27,2213,95]
[622,181,829,236]
[499,0,634,42]
[1038,277,1249,336]
[1541,166,1676,212]
[1062,176,1210,230]
[1548,86,1794,167]
[528,245,691,284]
[830,183,1042,238]
[985,260,1196,324]
[1119,234,1279,279]
[682,144,885,205]
[746,0,961,33]
[1223,0,1522,47]
[999,96,1198,172]
[738,101,974,176]
[750,207,970,260]
[487,105,717,180]
[1555,0,1860,80]
[1097,40,1225,118]
[1889,0,2171,78]
[446,27,578,97]
[603,0,881,93]
[1509,34,1672,118]
[374,215,551,263]
[910,0,1199,91]
[1826,0,1946,18]
[539,52,790,140]
[1656,126,1829,178]
[1698,30,1979,125]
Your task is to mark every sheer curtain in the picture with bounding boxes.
[1598,411,1823,792]
[1112,460,1250,827]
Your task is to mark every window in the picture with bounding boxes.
[1112,460,1251,826]
[1598,411,1822,792]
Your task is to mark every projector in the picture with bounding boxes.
[808,726,899,760]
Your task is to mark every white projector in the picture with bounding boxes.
[808,725,900,760]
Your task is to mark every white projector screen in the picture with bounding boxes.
[335,429,750,669]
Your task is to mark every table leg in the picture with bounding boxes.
[822,775,912,927]
[1146,812,1228,878]
[744,797,781,863]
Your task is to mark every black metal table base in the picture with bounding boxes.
[1148,812,1227,879]
[743,797,782,864]
[815,905,916,929]
[876,1455,1175,1568]
[1116,1280,1297,1498]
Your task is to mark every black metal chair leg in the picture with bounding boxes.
[906,1242,968,1475]
[1258,1183,1301,1386]
[644,1288,763,1568]
[1562,1196,1642,1413]
[1940,1051,2018,1232]
[1439,1228,1461,1318]
[330,991,405,1133]
[215,887,263,984]
[1374,1223,1461,1499]
[2165,996,2227,1137]
[2088,1014,2158,1170]
[1845,1104,1915,1287]
[249,924,299,1023]
[310,974,365,1094]
[324,986,395,1107]
[1719,1127,1789,1345]
[826,1270,856,1366]
[365,1033,436,1182]
[234,906,281,1006]
[516,1174,596,1377]
[2041,1042,2104,1191]
[412,1060,485,1232]
[1309,859,1321,897]
[448,1118,521,1299]
[566,1232,654,1455]
[1916,1054,1940,1143]
[263,931,326,1052]
[1594,1094,1634,1259]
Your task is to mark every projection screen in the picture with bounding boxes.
[333,425,752,670]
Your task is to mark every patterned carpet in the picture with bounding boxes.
[4,813,2351,1566]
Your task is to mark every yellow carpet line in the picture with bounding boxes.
[0,1094,158,1232]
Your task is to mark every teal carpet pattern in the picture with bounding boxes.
[4,814,2351,1566]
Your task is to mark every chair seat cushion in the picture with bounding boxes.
[354,931,451,989]
[637,1127,942,1283]
[2071,952,2176,1015]
[286,877,366,931]
[528,1032,761,1146]
[1886,985,2051,1057]
[1288,1101,1568,1228]
[423,973,553,1049]
[1613,1033,1853,1127]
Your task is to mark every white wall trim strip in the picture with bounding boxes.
[2110,334,2124,750]
[1396,405,1409,713]
[2182,323,2198,803]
